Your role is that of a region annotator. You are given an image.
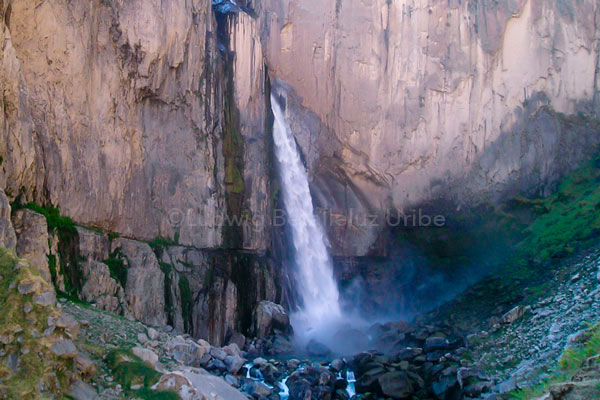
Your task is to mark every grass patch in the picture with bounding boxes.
[102,249,127,287]
[509,323,600,399]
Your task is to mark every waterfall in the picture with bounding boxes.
[271,94,342,344]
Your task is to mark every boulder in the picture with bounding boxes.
[224,355,245,375]
[306,339,331,357]
[154,367,248,400]
[80,260,126,314]
[50,338,78,358]
[132,346,159,367]
[251,301,290,338]
[70,380,99,400]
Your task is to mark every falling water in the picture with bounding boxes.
[271,94,342,344]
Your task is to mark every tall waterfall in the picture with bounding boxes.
[271,94,342,343]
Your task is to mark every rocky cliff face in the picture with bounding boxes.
[258,0,600,256]
[1,0,599,339]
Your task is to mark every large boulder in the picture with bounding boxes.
[153,367,247,400]
[378,371,414,399]
[12,209,52,283]
[251,301,290,338]
[0,189,16,250]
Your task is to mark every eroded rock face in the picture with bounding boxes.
[259,0,600,256]
[80,260,129,316]
[0,189,16,250]
[112,238,167,327]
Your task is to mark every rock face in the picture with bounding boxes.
[258,0,600,256]
[12,209,52,284]
[112,238,167,327]
[0,0,272,252]
[0,189,16,250]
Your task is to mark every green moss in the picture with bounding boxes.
[178,275,193,333]
[108,232,120,241]
[13,202,76,234]
[102,249,127,287]
[148,236,177,252]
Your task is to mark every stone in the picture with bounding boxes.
[224,355,245,375]
[70,380,99,400]
[147,327,159,341]
[306,339,331,357]
[210,346,228,361]
[75,352,96,375]
[500,305,528,324]
[378,371,414,399]
[251,301,290,338]
[228,332,246,350]
[50,339,78,358]
[154,367,248,400]
[138,333,149,344]
[33,291,57,307]
[17,277,42,295]
[330,359,345,372]
[222,343,241,357]
[132,346,159,367]
[245,381,273,398]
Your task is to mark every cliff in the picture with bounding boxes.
[0,0,599,340]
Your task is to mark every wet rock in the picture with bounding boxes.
[210,346,227,360]
[378,371,414,399]
[432,374,461,400]
[307,339,331,357]
[252,301,291,338]
[244,380,273,397]
[425,336,451,352]
[224,355,245,375]
[330,359,345,372]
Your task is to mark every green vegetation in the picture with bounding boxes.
[0,248,76,398]
[423,156,600,330]
[509,323,600,399]
[103,249,127,287]
[148,236,178,252]
[13,201,76,234]
[105,349,177,400]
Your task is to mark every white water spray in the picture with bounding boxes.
[271,94,342,344]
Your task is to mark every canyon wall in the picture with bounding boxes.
[1,0,600,336]
[258,0,600,256]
